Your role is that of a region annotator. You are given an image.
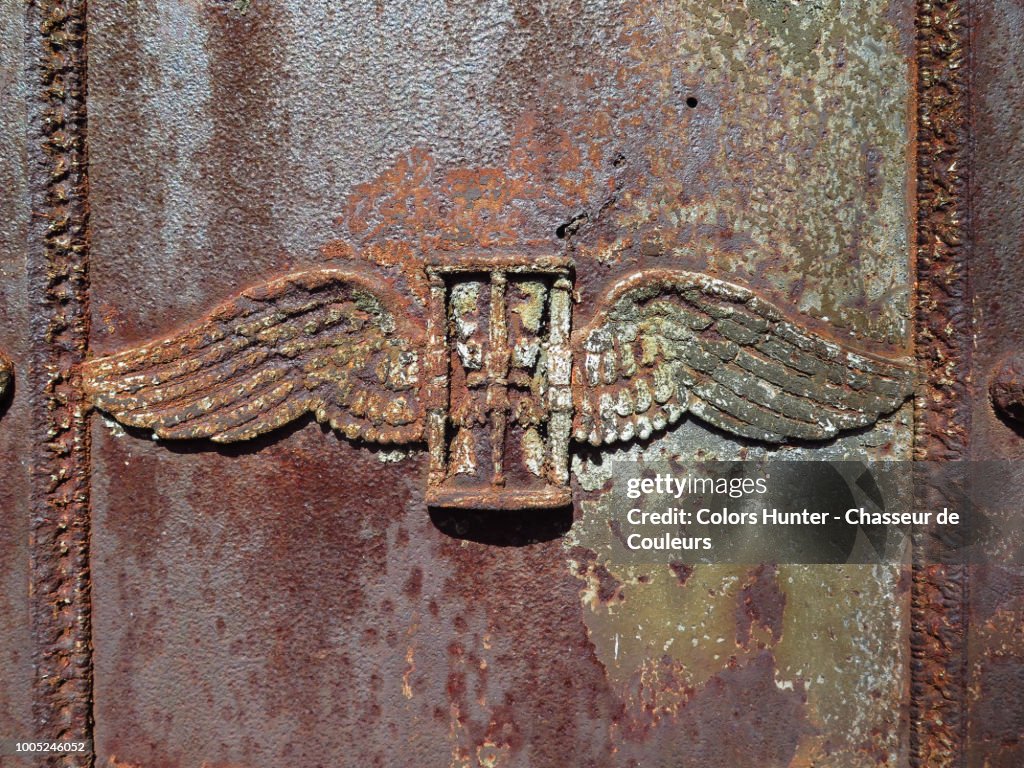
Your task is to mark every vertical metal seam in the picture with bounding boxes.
[26,0,94,765]
[912,0,970,765]
[487,270,509,487]
[545,275,573,486]
[425,269,449,487]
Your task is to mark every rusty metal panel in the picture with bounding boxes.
[0,0,33,750]
[968,2,1024,768]
[4,0,1019,767]
[80,1,919,766]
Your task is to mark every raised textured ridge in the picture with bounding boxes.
[911,0,971,766]
[26,0,94,765]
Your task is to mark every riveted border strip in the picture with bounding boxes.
[912,0,970,766]
[26,0,94,765]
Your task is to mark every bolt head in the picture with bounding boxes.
[991,353,1024,423]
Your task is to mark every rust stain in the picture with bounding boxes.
[668,561,694,587]
[735,564,786,649]
[104,758,144,768]
[967,599,1024,768]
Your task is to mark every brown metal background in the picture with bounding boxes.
[966,2,1024,767]
[85,1,916,766]
[2,0,1022,766]
[0,0,34,755]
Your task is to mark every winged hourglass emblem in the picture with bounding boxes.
[83,255,914,510]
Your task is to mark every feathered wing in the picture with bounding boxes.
[573,270,914,446]
[83,269,424,444]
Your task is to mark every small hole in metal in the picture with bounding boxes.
[555,212,588,240]
[686,96,698,108]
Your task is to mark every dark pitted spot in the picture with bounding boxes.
[669,562,694,586]
[991,352,1024,425]
[556,212,589,240]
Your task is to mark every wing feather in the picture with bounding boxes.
[84,269,424,444]
[212,396,313,443]
[573,270,914,446]
[156,379,298,441]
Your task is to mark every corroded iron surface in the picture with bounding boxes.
[423,257,576,509]
[967,2,1024,767]
[81,0,919,764]
[5,0,1008,765]
[0,0,34,755]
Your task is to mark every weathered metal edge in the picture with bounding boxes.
[912,0,970,766]
[0,350,12,404]
[26,0,95,765]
